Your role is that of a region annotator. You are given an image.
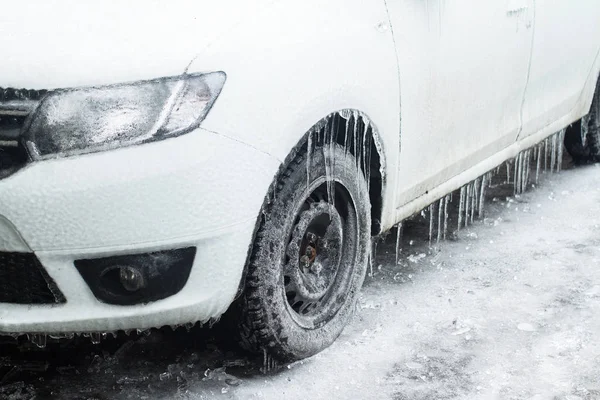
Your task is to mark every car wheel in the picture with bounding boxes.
[233,143,371,363]
[564,82,600,164]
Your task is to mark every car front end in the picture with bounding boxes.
[0,68,280,339]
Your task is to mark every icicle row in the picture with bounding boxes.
[378,126,566,269]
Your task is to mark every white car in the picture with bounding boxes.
[0,1,599,362]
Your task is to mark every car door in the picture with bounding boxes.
[519,1,600,139]
[385,0,534,208]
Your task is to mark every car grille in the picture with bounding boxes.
[0,87,47,139]
[0,87,47,178]
[0,252,66,304]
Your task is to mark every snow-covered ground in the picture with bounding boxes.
[2,159,600,400]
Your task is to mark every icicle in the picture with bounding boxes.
[517,152,523,194]
[513,154,520,194]
[343,115,351,156]
[352,111,359,154]
[536,145,541,183]
[306,130,313,192]
[458,186,465,231]
[513,153,521,193]
[363,122,371,192]
[524,151,528,191]
[582,115,590,147]
[362,120,367,176]
[369,238,377,277]
[479,175,486,218]
[469,182,476,223]
[29,333,47,349]
[443,195,449,240]
[475,179,480,214]
[472,181,478,217]
[465,184,471,227]
[353,113,360,201]
[322,146,331,202]
[557,130,565,172]
[515,153,523,194]
[520,152,525,193]
[544,138,549,171]
[437,200,443,243]
[550,134,556,173]
[521,151,529,193]
[90,332,101,344]
[506,162,511,184]
[429,204,435,245]
[524,150,529,191]
[323,120,333,204]
[329,115,337,205]
[395,222,403,265]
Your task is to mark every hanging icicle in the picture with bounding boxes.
[363,124,372,192]
[343,114,351,156]
[458,186,466,231]
[544,137,549,172]
[395,222,403,265]
[429,203,435,245]
[437,199,443,243]
[443,195,450,240]
[535,144,541,184]
[550,134,557,173]
[465,183,471,227]
[479,175,487,219]
[470,180,477,223]
[369,237,377,277]
[557,129,565,172]
[306,130,313,192]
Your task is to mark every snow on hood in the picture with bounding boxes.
[0,1,262,89]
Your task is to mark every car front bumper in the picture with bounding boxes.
[0,127,280,334]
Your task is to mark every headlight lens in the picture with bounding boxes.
[24,72,226,159]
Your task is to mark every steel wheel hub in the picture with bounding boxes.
[284,201,343,315]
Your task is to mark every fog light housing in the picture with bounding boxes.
[75,247,196,305]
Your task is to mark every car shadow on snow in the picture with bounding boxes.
[0,324,264,399]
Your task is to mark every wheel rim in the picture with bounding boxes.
[283,180,359,329]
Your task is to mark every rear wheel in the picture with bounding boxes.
[564,81,600,164]
[233,143,371,362]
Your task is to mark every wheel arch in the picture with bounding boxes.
[276,109,387,236]
[231,109,389,302]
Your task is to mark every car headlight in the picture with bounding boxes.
[23,72,226,159]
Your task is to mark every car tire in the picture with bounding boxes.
[232,143,371,363]
[564,81,600,164]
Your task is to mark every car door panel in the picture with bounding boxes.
[519,0,600,139]
[386,1,534,208]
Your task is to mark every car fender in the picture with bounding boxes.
[188,0,401,231]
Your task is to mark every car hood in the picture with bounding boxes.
[0,1,264,89]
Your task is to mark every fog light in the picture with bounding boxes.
[74,247,196,305]
[119,266,146,292]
